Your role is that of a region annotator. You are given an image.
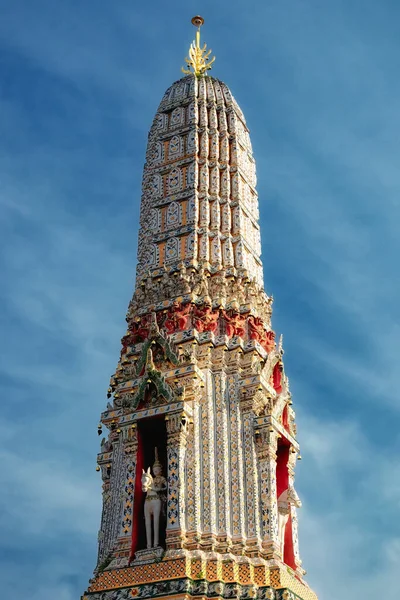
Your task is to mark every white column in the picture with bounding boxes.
[165,412,188,550]
[255,428,280,558]
[228,374,246,551]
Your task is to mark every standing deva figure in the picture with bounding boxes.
[277,485,302,557]
[141,448,167,549]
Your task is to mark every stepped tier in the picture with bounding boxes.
[83,23,318,600]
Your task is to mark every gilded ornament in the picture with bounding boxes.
[182,16,215,77]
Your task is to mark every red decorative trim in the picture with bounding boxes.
[222,308,246,338]
[164,301,191,334]
[192,303,219,333]
[272,362,282,393]
[121,315,151,352]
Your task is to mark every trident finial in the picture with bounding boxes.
[182,16,215,77]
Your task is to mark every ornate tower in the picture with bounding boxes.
[83,18,318,600]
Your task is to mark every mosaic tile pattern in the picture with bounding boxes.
[243,411,261,546]
[228,374,246,545]
[255,432,279,549]
[97,440,125,565]
[118,441,138,542]
[86,69,318,600]
[214,372,231,540]
[135,75,263,287]
[86,555,317,600]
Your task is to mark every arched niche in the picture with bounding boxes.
[132,416,168,555]
[276,437,296,570]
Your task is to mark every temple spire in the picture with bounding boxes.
[181,16,215,76]
[82,20,319,600]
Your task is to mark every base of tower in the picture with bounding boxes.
[82,552,318,600]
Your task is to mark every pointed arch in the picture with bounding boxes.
[155,113,166,130]
[148,208,160,232]
[187,130,196,153]
[153,142,163,164]
[169,107,184,128]
[151,173,162,196]
[187,102,196,123]
[166,201,180,227]
[187,163,196,187]
[168,168,181,193]
[165,237,179,261]
[168,135,181,158]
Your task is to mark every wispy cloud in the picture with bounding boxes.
[1,1,399,599]
[298,410,400,598]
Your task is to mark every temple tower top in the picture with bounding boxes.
[136,66,263,294]
[182,16,215,76]
[82,17,319,600]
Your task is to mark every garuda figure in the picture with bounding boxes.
[223,302,246,338]
[192,296,219,333]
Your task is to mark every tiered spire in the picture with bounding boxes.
[82,17,318,600]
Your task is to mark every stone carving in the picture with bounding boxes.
[128,263,199,311]
[277,486,302,557]
[176,262,191,294]
[127,265,274,327]
[121,315,151,351]
[248,315,276,352]
[248,315,266,342]
[223,302,246,338]
[208,268,228,306]
[192,297,219,333]
[233,275,247,305]
[100,437,113,454]
[271,361,283,392]
[262,330,276,353]
[164,301,191,334]
[191,263,209,297]
[142,448,167,549]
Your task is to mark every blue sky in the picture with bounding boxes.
[1,1,399,598]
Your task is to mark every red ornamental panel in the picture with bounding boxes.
[192,302,219,333]
[164,301,191,334]
[223,307,246,338]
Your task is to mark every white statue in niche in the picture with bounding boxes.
[141,448,167,549]
[277,486,302,557]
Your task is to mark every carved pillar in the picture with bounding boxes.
[228,373,246,552]
[255,427,280,558]
[214,370,232,551]
[117,428,139,552]
[98,430,126,569]
[241,402,262,554]
[110,427,139,565]
[96,444,113,566]
[165,411,188,549]
[184,408,199,547]
[201,369,218,548]
[185,398,201,548]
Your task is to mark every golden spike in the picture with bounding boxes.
[182,16,216,77]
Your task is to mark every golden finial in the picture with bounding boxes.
[182,16,216,77]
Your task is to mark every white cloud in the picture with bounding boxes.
[0,450,100,538]
[297,411,400,599]
[1,2,399,599]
